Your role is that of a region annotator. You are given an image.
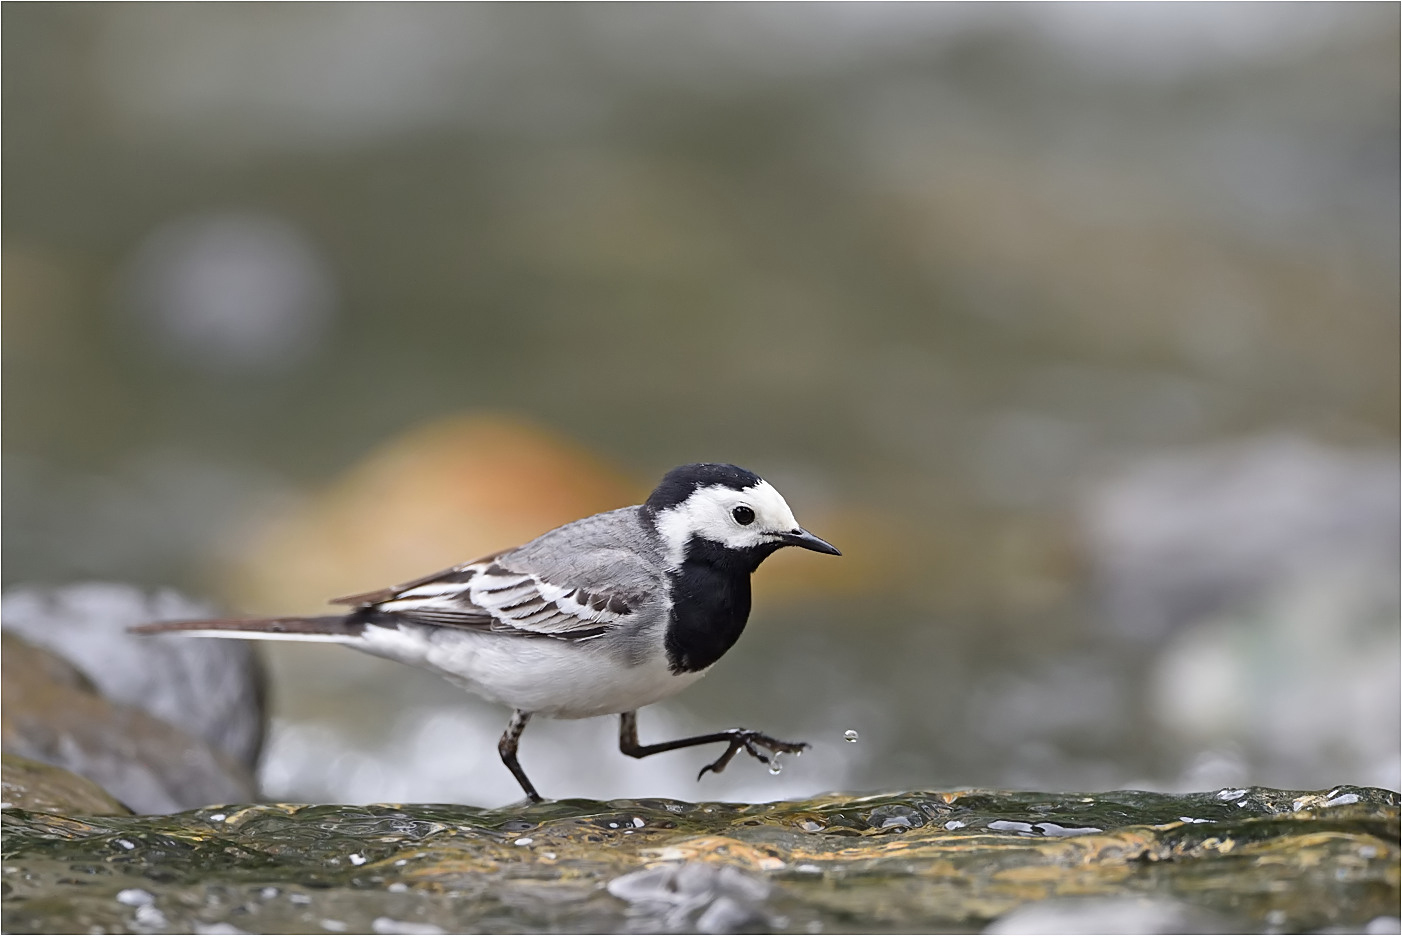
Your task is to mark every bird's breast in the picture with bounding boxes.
[662,558,752,674]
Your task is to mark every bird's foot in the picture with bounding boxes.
[697,730,809,780]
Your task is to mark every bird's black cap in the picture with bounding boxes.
[645,463,763,512]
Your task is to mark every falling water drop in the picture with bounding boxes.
[844,730,859,743]
[769,753,783,776]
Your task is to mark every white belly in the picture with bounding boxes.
[357,624,705,718]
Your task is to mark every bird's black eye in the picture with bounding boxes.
[732,505,756,525]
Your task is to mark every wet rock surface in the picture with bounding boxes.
[3,786,1396,934]
[1,633,257,814]
[0,755,132,817]
[1,583,267,769]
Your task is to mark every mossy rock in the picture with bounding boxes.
[2,786,1397,933]
[0,754,131,816]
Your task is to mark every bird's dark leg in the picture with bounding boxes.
[498,709,542,802]
[618,710,809,781]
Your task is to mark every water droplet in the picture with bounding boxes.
[768,753,783,775]
[843,730,859,743]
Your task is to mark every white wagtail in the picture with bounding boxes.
[134,463,840,801]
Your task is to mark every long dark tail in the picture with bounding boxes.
[130,615,366,642]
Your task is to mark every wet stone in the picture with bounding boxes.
[1,634,257,814]
[0,754,132,817]
[865,804,925,831]
[1,583,266,771]
[1,786,1396,934]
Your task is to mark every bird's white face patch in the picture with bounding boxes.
[653,480,801,569]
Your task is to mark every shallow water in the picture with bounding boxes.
[3,785,1396,934]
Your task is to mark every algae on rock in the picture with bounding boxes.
[3,786,1397,934]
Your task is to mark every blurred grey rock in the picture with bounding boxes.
[1084,434,1398,641]
[117,212,335,374]
[1082,436,1400,790]
[985,896,1230,934]
[2,582,265,768]
[1,633,256,813]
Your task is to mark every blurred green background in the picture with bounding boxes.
[4,4,1397,806]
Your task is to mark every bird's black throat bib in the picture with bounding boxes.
[663,535,783,674]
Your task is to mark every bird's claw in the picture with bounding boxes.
[696,730,809,780]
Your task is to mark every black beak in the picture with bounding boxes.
[779,528,842,556]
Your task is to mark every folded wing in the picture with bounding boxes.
[331,508,665,641]
[332,562,638,641]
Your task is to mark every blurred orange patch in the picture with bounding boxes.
[221,413,643,614]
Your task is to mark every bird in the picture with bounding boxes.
[132,462,841,802]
